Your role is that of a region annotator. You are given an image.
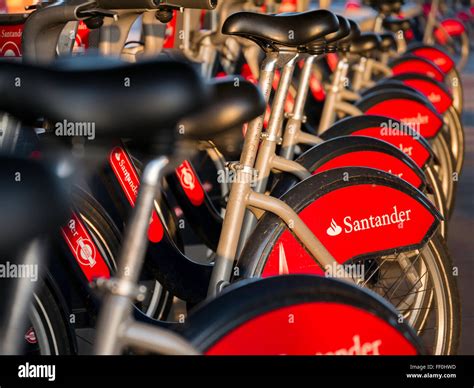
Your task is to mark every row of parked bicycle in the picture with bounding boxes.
[0,0,469,355]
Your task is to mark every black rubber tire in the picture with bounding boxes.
[25,281,73,355]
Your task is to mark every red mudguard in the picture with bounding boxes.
[320,116,434,169]
[408,45,455,74]
[355,91,444,139]
[390,74,453,114]
[109,146,164,243]
[61,212,111,282]
[390,56,445,82]
[435,19,466,45]
[206,302,418,355]
[261,168,441,277]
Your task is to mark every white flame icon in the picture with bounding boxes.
[278,243,289,275]
[326,218,342,236]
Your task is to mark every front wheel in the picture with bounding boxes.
[238,178,460,354]
[182,275,424,355]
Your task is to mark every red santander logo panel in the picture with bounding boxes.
[364,99,443,139]
[314,150,423,189]
[411,47,454,74]
[109,147,164,243]
[206,303,417,355]
[391,59,444,82]
[400,78,452,114]
[0,24,23,57]
[351,127,431,168]
[262,184,437,277]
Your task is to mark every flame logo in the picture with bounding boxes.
[278,243,289,275]
[326,218,342,236]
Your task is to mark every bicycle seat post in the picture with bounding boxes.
[207,50,279,297]
[235,49,301,256]
[210,11,341,293]
[318,55,350,134]
[280,54,320,160]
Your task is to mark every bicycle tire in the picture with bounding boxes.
[181,275,424,355]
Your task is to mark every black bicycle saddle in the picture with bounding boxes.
[0,58,208,152]
[182,77,265,140]
[337,19,361,51]
[349,32,381,55]
[379,32,397,52]
[324,15,351,51]
[363,0,404,15]
[222,10,339,51]
[382,16,412,32]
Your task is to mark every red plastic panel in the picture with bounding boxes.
[314,150,423,188]
[400,78,452,113]
[0,24,23,57]
[391,58,444,81]
[351,127,431,168]
[206,302,417,355]
[364,98,443,139]
[262,184,437,276]
[411,47,455,74]
[176,160,205,206]
[61,213,111,282]
[109,147,164,243]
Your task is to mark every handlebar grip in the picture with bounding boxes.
[22,4,79,63]
[0,13,30,25]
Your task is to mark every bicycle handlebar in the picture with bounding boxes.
[96,0,217,10]
[0,13,30,25]
[22,4,79,63]
[159,0,218,9]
